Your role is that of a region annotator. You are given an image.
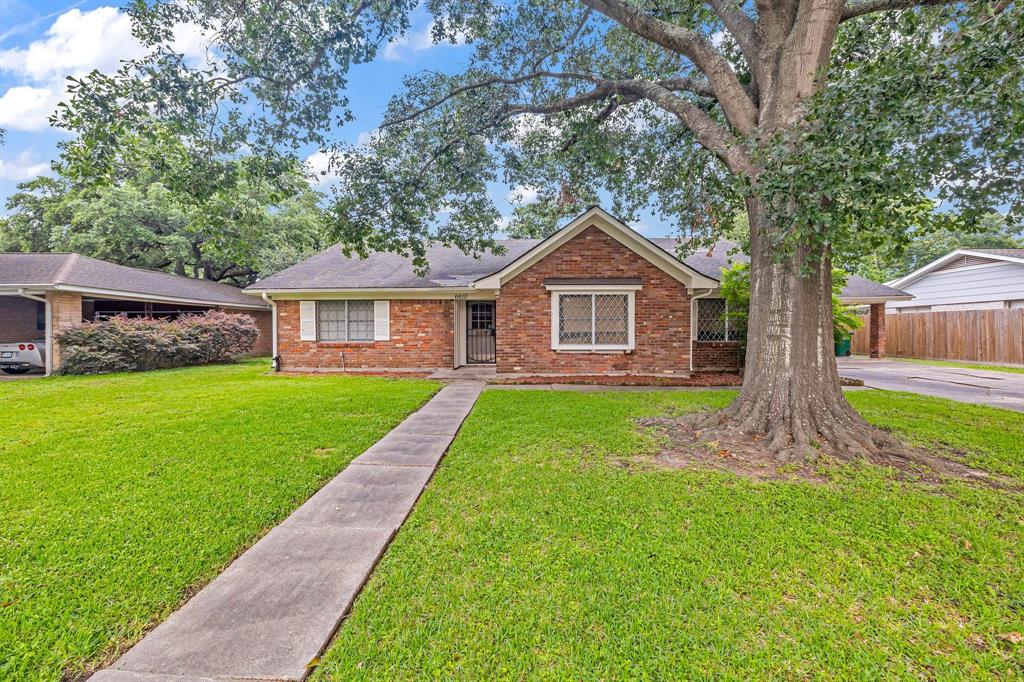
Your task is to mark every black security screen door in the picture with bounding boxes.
[466,302,496,364]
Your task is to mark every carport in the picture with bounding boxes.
[0,253,271,375]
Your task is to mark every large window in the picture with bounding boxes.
[317,300,374,342]
[551,291,634,350]
[695,298,742,342]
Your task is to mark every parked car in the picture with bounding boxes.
[0,340,45,374]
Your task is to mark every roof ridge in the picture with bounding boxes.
[53,253,80,285]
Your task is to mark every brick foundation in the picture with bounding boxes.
[691,340,742,371]
[496,226,692,375]
[276,299,453,370]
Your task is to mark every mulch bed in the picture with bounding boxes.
[490,372,743,387]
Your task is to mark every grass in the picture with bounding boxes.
[888,357,1024,375]
[0,360,438,681]
[315,389,1024,680]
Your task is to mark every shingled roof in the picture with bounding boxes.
[0,253,267,309]
[248,234,911,302]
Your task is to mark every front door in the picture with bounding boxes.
[466,302,496,364]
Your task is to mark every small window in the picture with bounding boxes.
[317,301,375,342]
[553,292,633,350]
[696,298,741,341]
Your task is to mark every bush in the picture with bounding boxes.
[58,311,259,375]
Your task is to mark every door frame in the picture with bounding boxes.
[454,296,497,367]
[465,301,496,365]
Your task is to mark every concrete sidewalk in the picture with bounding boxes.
[838,358,1024,412]
[91,381,484,682]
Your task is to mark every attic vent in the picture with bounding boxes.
[934,254,999,273]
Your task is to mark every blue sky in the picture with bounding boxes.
[0,0,671,235]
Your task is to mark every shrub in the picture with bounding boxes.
[58,311,259,375]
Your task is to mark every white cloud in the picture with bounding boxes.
[0,149,51,181]
[304,150,341,187]
[356,129,379,146]
[382,20,465,61]
[505,185,539,205]
[0,85,62,131]
[0,6,215,131]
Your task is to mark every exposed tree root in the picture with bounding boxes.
[639,407,1018,489]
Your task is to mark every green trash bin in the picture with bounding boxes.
[834,337,852,357]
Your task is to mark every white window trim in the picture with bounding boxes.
[547,286,637,352]
[317,300,376,343]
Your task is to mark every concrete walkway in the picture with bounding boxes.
[838,358,1024,412]
[92,381,484,682]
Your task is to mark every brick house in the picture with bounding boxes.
[0,253,272,374]
[246,207,911,376]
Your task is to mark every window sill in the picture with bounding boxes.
[553,347,633,354]
[314,341,376,347]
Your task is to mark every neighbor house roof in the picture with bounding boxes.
[247,207,911,303]
[0,253,267,309]
[888,247,1024,289]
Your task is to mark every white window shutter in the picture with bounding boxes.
[299,301,317,341]
[374,300,390,341]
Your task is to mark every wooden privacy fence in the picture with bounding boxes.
[850,309,1024,365]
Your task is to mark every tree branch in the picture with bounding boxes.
[705,0,761,60]
[383,72,715,128]
[841,0,959,21]
[580,0,758,134]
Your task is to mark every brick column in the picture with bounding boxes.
[47,291,84,370]
[869,302,886,359]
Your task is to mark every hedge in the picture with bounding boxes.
[57,311,259,375]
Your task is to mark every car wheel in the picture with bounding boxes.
[1,367,31,375]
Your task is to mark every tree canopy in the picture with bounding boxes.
[1,132,328,285]
[54,1,1023,271]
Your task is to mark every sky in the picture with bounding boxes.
[0,0,670,236]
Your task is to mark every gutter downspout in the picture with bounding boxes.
[18,288,51,377]
[261,293,280,371]
[689,288,715,374]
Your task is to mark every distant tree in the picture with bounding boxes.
[2,133,328,284]
[854,213,1024,282]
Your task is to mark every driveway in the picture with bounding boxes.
[837,358,1024,413]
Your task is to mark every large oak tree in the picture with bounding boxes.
[59,0,1022,460]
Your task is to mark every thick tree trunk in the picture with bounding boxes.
[697,197,893,462]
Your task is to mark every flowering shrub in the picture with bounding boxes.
[58,310,259,375]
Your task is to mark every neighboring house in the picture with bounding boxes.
[0,253,272,374]
[246,207,911,375]
[887,248,1024,313]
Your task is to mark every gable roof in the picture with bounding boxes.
[888,248,1024,289]
[0,253,267,309]
[246,206,911,303]
[471,207,719,289]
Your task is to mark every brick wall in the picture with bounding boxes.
[496,226,692,374]
[0,297,44,343]
[692,341,742,371]
[221,308,273,355]
[276,298,453,370]
[47,291,84,369]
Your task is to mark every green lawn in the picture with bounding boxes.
[889,357,1024,375]
[0,361,438,681]
[316,389,1024,680]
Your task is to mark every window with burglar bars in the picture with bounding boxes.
[317,300,374,342]
[696,298,742,341]
[557,293,630,348]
